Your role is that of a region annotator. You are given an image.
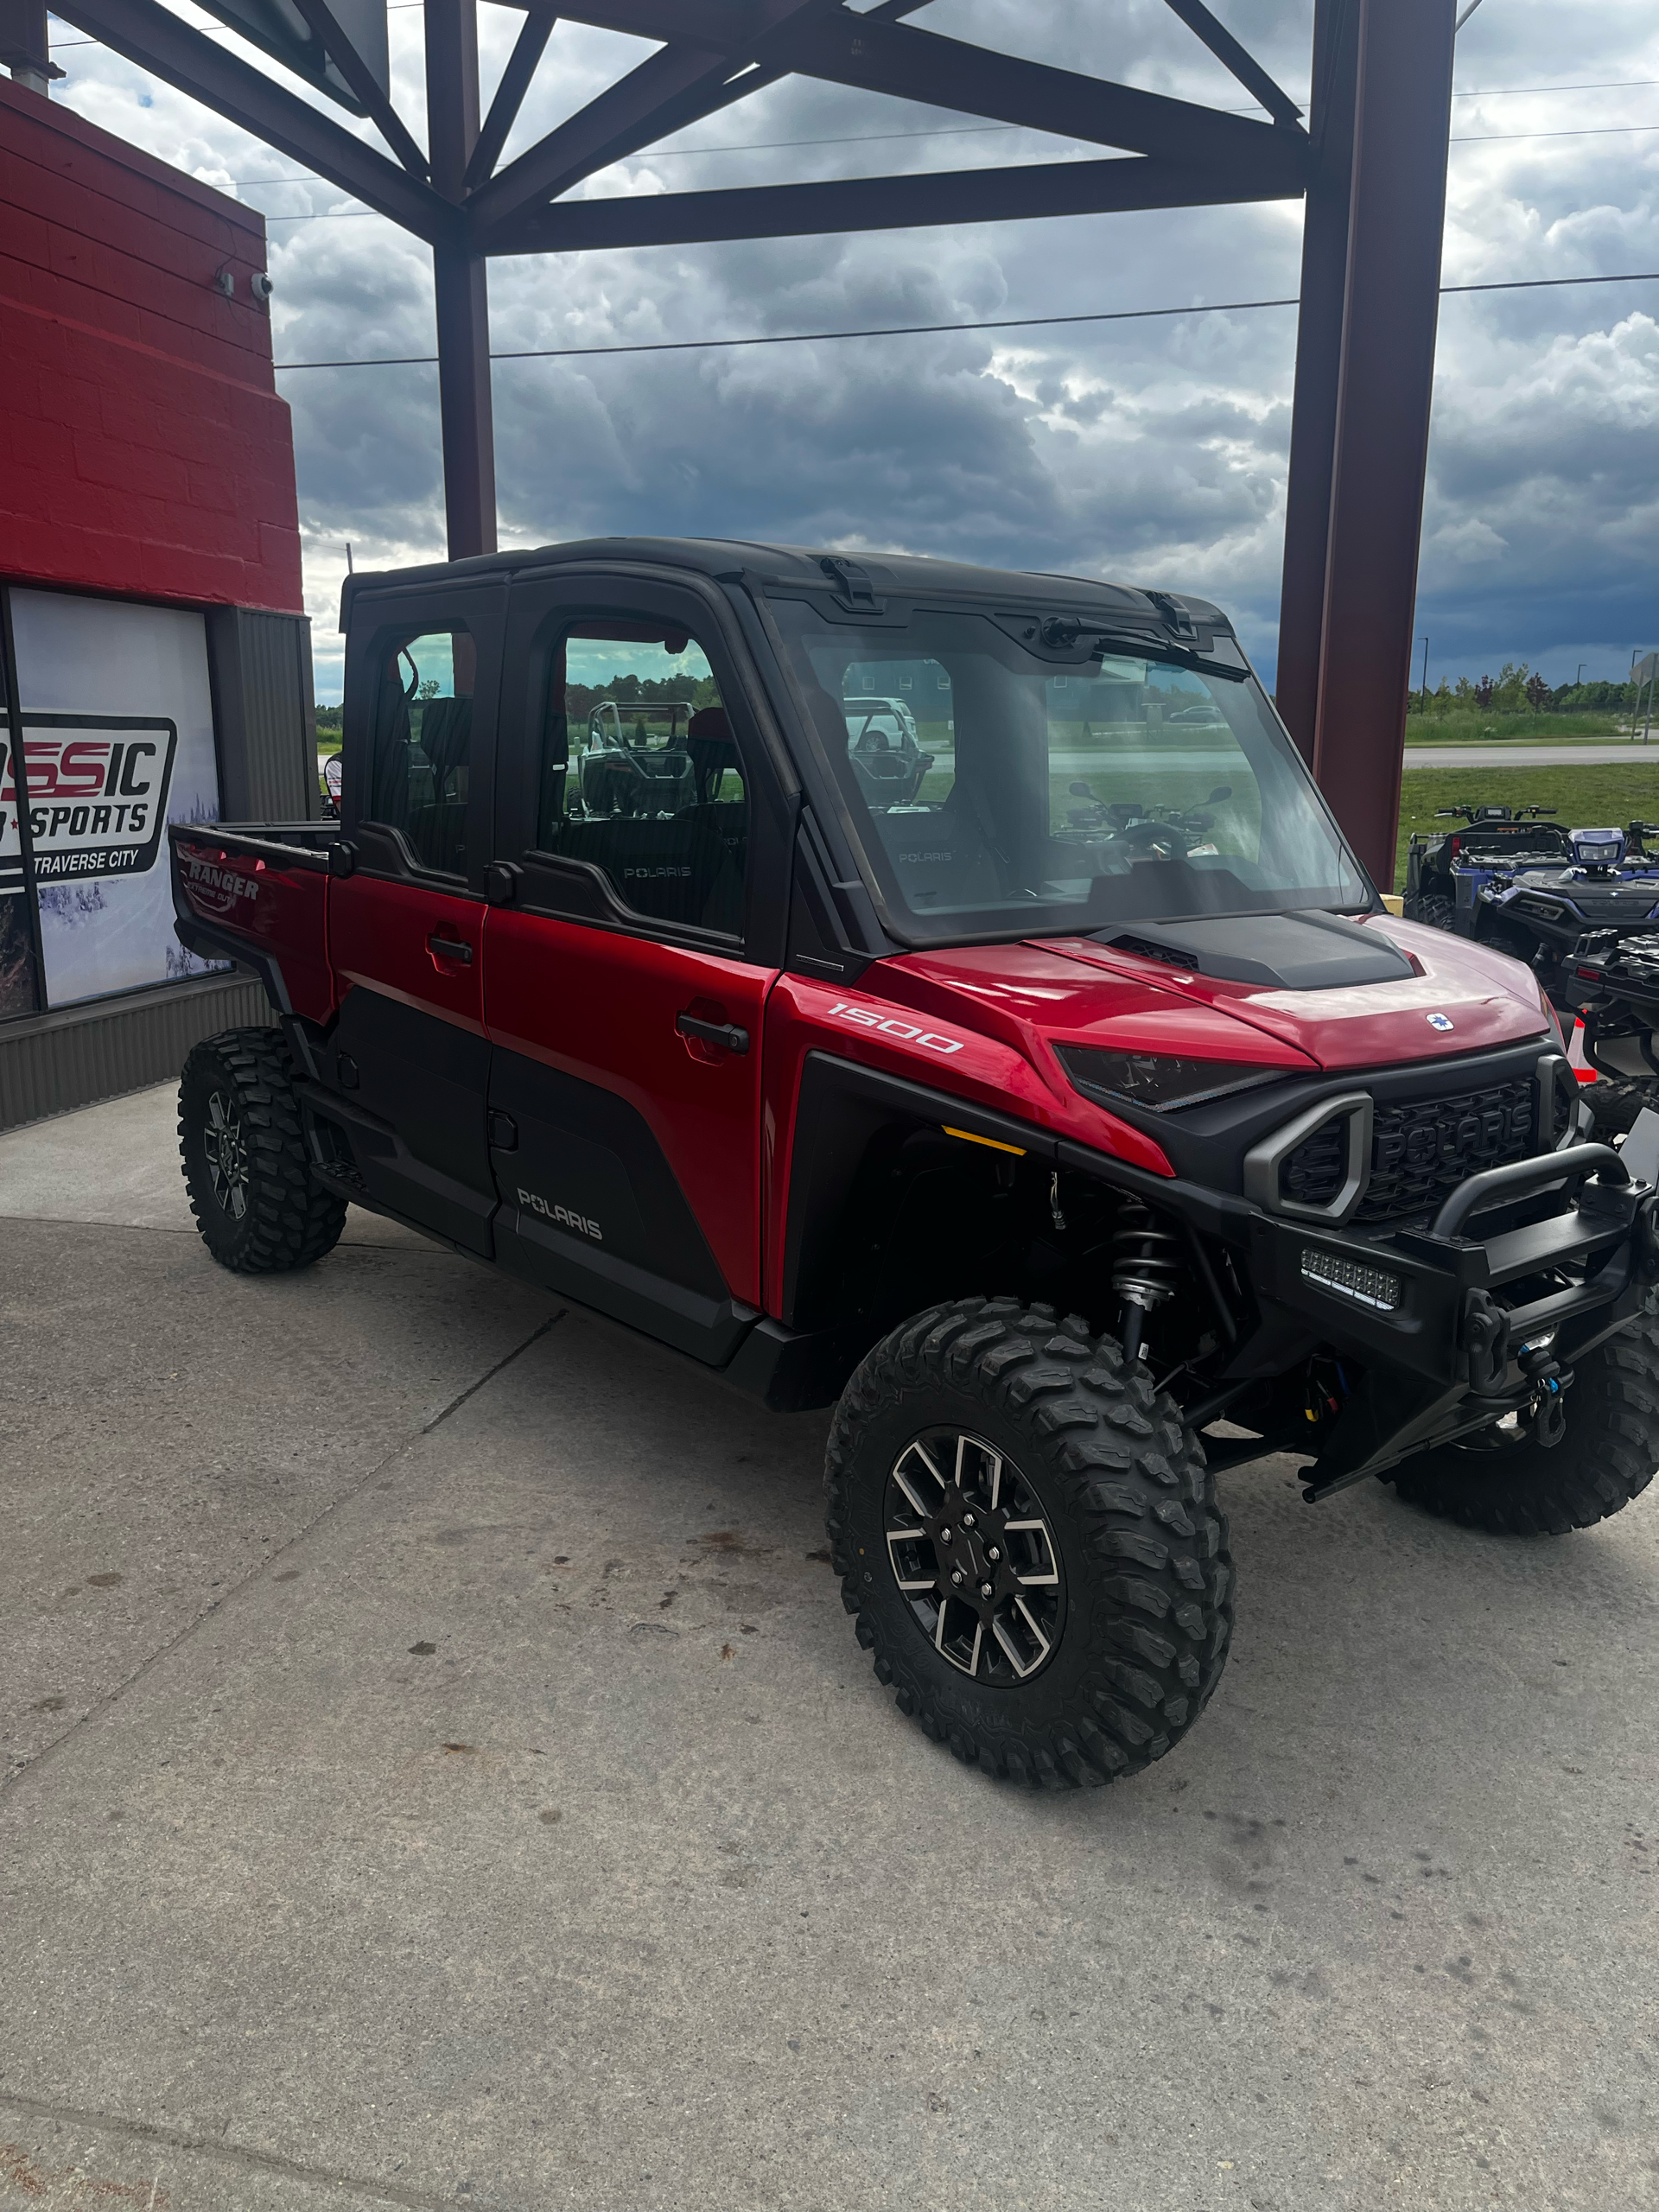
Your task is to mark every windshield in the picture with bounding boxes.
[771,601,1370,940]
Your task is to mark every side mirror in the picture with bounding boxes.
[1206,785,1232,804]
[1069,780,1092,798]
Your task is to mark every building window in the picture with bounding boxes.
[0,586,225,1018]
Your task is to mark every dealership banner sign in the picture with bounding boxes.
[0,714,178,892]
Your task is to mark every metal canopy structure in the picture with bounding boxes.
[5,0,1458,884]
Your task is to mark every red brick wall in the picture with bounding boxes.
[0,78,302,614]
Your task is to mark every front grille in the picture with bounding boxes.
[1281,1118,1348,1209]
[1281,1073,1546,1226]
[1554,887,1659,924]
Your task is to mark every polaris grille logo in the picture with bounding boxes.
[827,1000,964,1054]
[518,1186,603,1241]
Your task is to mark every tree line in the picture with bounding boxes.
[1416,663,1646,715]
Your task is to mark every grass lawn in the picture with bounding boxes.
[1403,709,1627,744]
[1395,761,1659,887]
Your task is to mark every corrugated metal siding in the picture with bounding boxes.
[240,610,317,820]
[207,607,319,823]
[0,972,273,1132]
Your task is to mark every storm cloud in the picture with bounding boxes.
[42,0,1659,696]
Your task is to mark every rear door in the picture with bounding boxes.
[484,569,793,1360]
[330,583,505,1251]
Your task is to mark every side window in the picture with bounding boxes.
[527,617,746,935]
[367,627,475,876]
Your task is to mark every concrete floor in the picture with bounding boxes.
[3,1084,1658,2212]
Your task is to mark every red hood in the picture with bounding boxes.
[869,916,1551,1096]
[1024,914,1554,1070]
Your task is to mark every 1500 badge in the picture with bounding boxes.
[827,1000,964,1054]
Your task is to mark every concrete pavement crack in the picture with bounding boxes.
[0,2088,515,2211]
[1,1309,564,1802]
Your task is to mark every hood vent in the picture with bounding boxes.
[1096,911,1414,992]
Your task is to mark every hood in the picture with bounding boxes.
[1028,912,1553,1071]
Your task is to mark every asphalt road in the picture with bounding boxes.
[3,1085,1658,2211]
[1403,745,1659,769]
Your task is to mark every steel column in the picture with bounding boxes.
[426,0,496,558]
[1274,0,1357,766]
[1306,0,1455,888]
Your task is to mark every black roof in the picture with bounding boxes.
[339,534,1233,642]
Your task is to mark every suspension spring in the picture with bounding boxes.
[1111,1200,1185,1361]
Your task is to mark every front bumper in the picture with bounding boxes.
[1254,1143,1659,1486]
[1068,1134,1659,1491]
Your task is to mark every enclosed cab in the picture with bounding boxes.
[168,538,1659,1790]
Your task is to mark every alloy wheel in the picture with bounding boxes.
[203,1089,250,1218]
[883,1429,1066,1683]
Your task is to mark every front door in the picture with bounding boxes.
[484,571,791,1360]
[329,587,505,1252]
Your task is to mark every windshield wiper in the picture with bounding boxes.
[1035,615,1246,680]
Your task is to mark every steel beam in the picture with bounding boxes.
[755,16,1306,172]
[288,0,430,175]
[1160,0,1301,126]
[1275,0,1358,766]
[465,3,556,191]
[468,0,849,240]
[50,0,448,235]
[486,152,1301,257]
[428,0,497,556]
[1307,0,1456,889]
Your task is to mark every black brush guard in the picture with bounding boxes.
[1241,1144,1659,1494]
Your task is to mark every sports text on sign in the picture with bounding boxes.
[0,715,178,890]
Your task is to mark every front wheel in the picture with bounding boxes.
[1388,1319,1659,1535]
[825,1298,1234,1787]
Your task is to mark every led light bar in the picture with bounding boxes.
[1300,1248,1402,1313]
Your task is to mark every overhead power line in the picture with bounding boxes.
[270,267,1659,373]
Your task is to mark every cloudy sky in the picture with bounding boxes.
[43,0,1659,700]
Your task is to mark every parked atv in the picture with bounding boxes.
[842,696,935,809]
[578,697,697,817]
[1561,933,1659,1134]
[168,537,1659,1789]
[1474,825,1659,1010]
[1402,804,1573,931]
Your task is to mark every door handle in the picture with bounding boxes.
[427,932,474,964]
[677,1011,749,1056]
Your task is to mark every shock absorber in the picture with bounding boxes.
[1112,1199,1184,1362]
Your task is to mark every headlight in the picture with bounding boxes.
[1057,1045,1284,1112]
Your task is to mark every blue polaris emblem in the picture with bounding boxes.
[1427,1012,1455,1033]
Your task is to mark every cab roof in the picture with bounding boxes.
[338,534,1233,645]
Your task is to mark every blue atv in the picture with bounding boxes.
[1471,823,1659,1013]
[1402,804,1574,931]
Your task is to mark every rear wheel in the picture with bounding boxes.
[180,1027,346,1273]
[825,1297,1234,1787]
[1388,1319,1659,1535]
[1403,892,1454,931]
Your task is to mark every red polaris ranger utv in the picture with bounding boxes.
[169,540,1659,1789]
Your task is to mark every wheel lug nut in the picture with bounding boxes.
[988,1547,1001,1562]
[950,1569,964,1585]
[979,1581,994,1599]
[962,1512,976,1528]
[939,1525,951,1541]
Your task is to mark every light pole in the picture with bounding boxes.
[1421,635,1430,709]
